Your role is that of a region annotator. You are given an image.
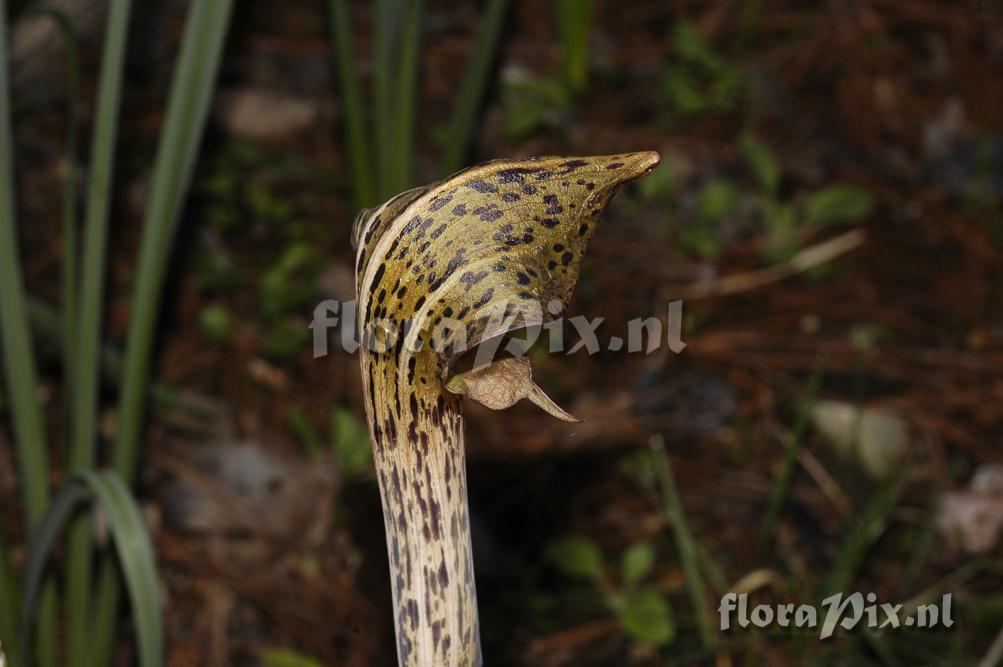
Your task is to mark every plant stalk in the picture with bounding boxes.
[367,383,480,666]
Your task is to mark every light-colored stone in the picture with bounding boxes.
[214,88,320,143]
[937,465,1003,554]
[811,399,909,478]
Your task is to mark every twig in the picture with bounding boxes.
[979,624,1003,667]
[664,228,866,300]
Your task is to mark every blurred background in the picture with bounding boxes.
[1,0,1002,665]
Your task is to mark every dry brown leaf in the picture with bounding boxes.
[446,356,578,422]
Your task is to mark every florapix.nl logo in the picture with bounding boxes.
[719,592,955,640]
[309,297,687,364]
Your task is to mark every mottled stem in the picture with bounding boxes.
[368,377,479,666]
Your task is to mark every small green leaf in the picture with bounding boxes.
[697,180,741,223]
[661,22,742,118]
[740,134,780,194]
[762,199,798,264]
[331,407,373,476]
[804,184,874,226]
[617,589,676,646]
[621,543,656,587]
[500,73,571,139]
[636,161,678,204]
[287,409,324,458]
[262,321,311,359]
[193,241,241,292]
[224,139,268,166]
[709,70,743,110]
[618,451,657,490]
[546,536,604,583]
[247,182,293,223]
[260,647,326,667]
[198,304,232,345]
[674,22,714,66]
[678,225,723,260]
[660,70,707,117]
[259,243,317,318]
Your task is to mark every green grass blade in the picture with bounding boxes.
[695,542,728,596]
[757,357,826,552]
[650,435,715,650]
[113,0,232,484]
[288,408,324,458]
[70,0,132,474]
[439,0,508,176]
[373,0,400,199]
[556,0,592,93]
[20,471,163,667]
[31,588,56,666]
[66,3,133,663]
[57,9,81,404]
[0,5,57,662]
[22,7,82,406]
[93,4,233,662]
[27,297,216,421]
[18,479,88,667]
[88,572,120,667]
[0,0,50,528]
[894,514,937,599]
[0,528,20,664]
[327,0,376,210]
[823,477,904,596]
[388,0,421,195]
[81,472,163,667]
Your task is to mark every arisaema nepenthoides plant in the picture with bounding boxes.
[353,152,660,665]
